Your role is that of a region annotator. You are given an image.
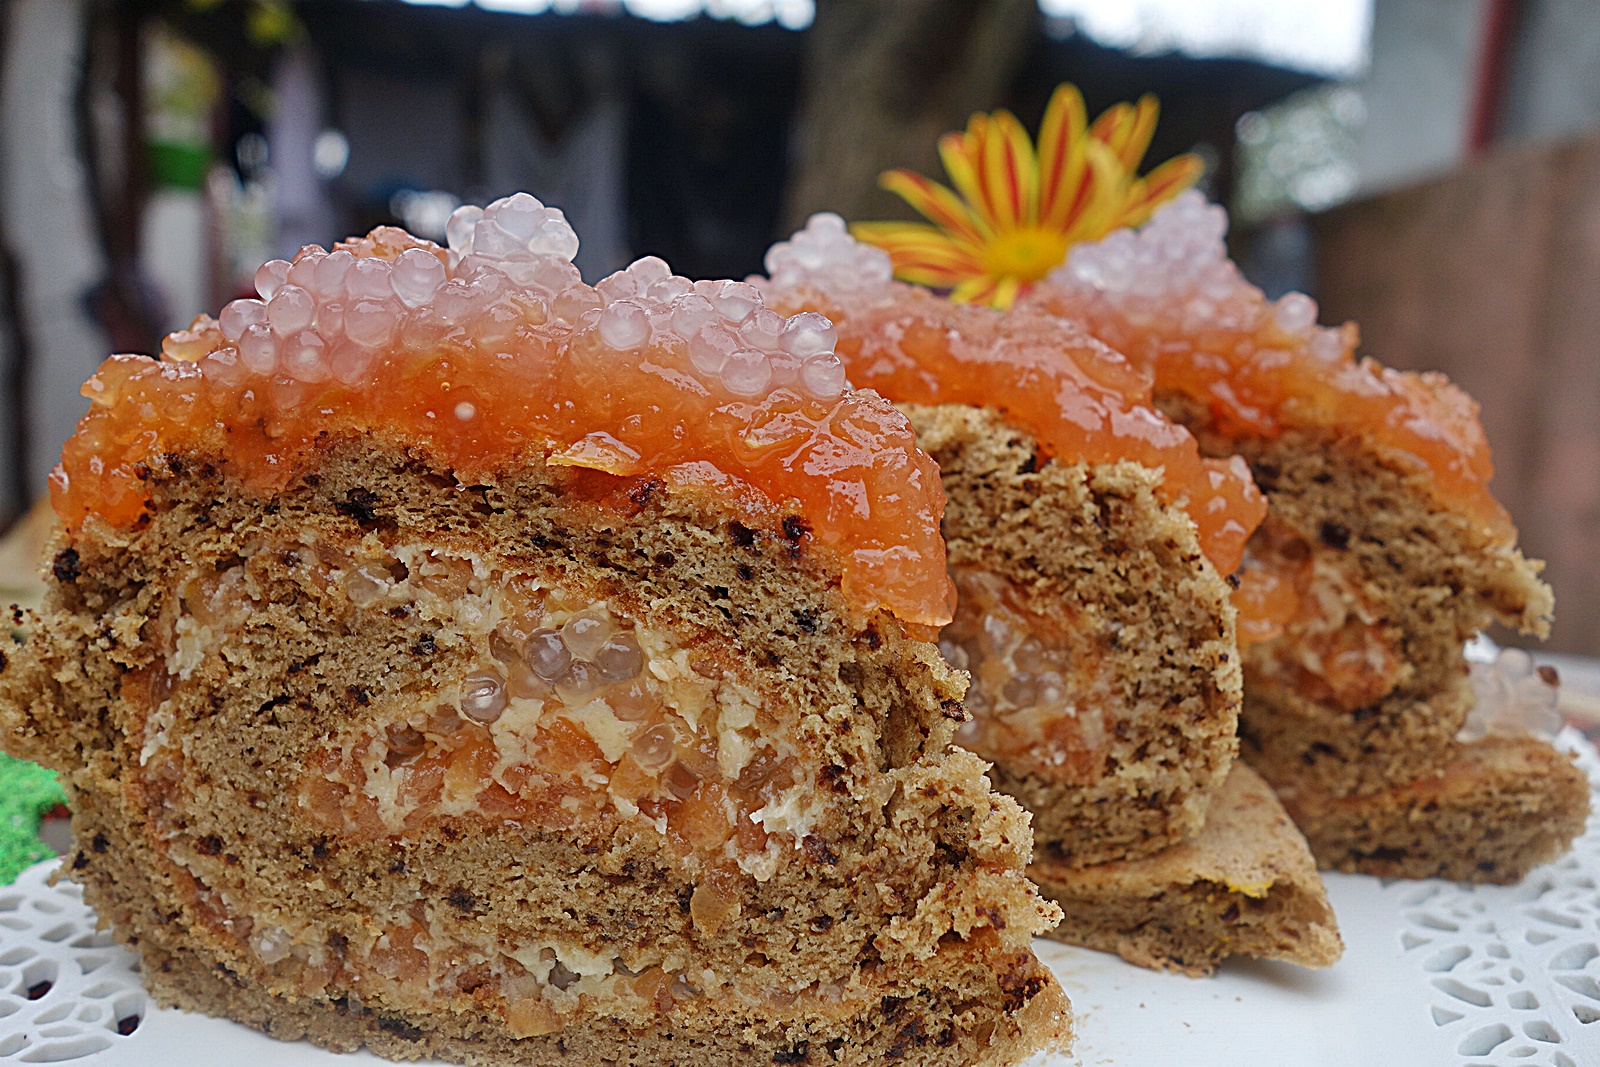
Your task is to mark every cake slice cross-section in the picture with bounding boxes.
[0,196,1068,1066]
[1028,191,1586,881]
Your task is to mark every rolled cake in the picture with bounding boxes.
[0,196,1069,1065]
[758,214,1265,869]
[1029,191,1586,880]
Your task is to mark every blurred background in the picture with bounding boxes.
[0,0,1596,655]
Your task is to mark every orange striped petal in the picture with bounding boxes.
[1111,95,1161,174]
[1120,152,1204,227]
[850,222,985,274]
[878,170,985,245]
[1089,101,1135,161]
[1061,141,1125,244]
[1037,84,1089,227]
[976,110,1037,230]
[937,131,991,235]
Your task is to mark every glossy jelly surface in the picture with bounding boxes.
[51,195,952,625]
[1030,191,1511,541]
[760,214,1265,576]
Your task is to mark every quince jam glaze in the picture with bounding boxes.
[757,213,1265,578]
[1027,191,1511,545]
[52,194,953,627]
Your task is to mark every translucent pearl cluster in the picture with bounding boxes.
[761,213,893,294]
[1458,644,1563,743]
[197,193,581,398]
[1050,191,1346,360]
[577,255,850,401]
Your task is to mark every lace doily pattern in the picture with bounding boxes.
[0,862,145,1062]
[1396,731,1600,1066]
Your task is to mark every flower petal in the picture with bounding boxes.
[1037,84,1088,228]
[937,130,991,235]
[977,110,1037,231]
[1119,152,1204,227]
[878,170,985,245]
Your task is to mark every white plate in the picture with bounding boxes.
[2,732,1595,1067]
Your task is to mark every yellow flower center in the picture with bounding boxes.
[982,227,1072,285]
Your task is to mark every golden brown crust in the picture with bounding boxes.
[903,403,1240,866]
[1030,764,1342,976]
[2,435,1067,1066]
[1273,734,1589,884]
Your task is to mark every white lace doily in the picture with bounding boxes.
[1,731,1597,1065]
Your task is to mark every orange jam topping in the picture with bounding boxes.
[759,214,1265,576]
[51,194,952,626]
[1028,191,1512,542]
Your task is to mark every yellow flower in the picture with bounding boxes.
[852,84,1203,308]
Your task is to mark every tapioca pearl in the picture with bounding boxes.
[345,256,393,300]
[341,563,385,606]
[255,259,291,300]
[200,347,246,388]
[647,276,693,303]
[626,256,672,289]
[530,215,580,260]
[597,300,651,350]
[552,284,604,326]
[521,255,580,298]
[561,608,612,660]
[286,252,322,292]
[505,658,549,700]
[555,659,601,703]
[313,249,355,298]
[631,723,676,769]
[345,299,401,348]
[460,671,509,724]
[524,628,572,680]
[593,634,644,683]
[283,331,329,382]
[267,285,315,336]
[486,192,546,241]
[391,247,447,308]
[252,926,293,965]
[315,301,347,338]
[607,681,656,722]
[799,354,846,399]
[712,281,761,323]
[1273,292,1317,335]
[739,307,785,351]
[472,218,522,259]
[721,350,773,397]
[465,298,519,346]
[239,324,279,375]
[779,311,836,358]
[670,294,718,339]
[446,204,485,256]
[219,298,268,341]
[329,342,375,386]
[689,324,740,375]
[269,375,309,411]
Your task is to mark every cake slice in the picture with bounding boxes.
[1029,763,1342,976]
[758,214,1265,869]
[0,196,1068,1065]
[1028,191,1586,880]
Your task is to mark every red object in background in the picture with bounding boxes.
[1468,0,1522,154]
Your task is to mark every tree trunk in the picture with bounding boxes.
[781,0,1038,233]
